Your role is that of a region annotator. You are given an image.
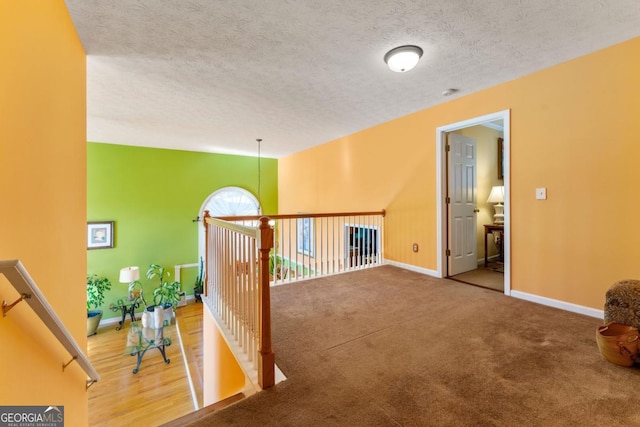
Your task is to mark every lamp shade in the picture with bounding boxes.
[384,45,423,72]
[119,266,140,283]
[486,186,505,204]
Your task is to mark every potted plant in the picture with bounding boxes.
[127,279,148,307]
[194,257,204,303]
[146,264,181,324]
[87,274,112,336]
[269,254,288,281]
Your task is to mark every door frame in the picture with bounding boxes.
[435,109,511,295]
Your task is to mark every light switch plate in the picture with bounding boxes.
[536,188,547,200]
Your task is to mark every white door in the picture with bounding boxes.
[448,132,478,275]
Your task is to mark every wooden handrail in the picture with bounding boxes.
[0,259,100,389]
[215,209,386,222]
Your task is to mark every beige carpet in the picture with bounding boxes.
[184,265,640,426]
[450,264,504,292]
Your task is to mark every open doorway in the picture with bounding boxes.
[436,110,511,295]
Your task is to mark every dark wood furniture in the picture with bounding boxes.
[483,224,504,267]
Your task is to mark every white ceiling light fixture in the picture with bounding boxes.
[384,45,423,72]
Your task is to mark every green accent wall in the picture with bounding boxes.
[87,142,278,320]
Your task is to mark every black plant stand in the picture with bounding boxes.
[110,297,141,331]
[126,322,171,374]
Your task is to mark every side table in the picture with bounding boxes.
[109,297,141,331]
[125,322,171,374]
[483,224,504,267]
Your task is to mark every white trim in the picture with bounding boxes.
[435,109,511,295]
[481,122,504,131]
[384,259,439,278]
[511,290,604,319]
[99,316,123,327]
[174,313,200,410]
[388,261,604,320]
[175,262,198,284]
[478,255,501,265]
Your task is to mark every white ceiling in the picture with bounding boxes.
[65,0,640,158]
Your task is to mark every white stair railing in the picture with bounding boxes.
[0,259,100,389]
[201,210,385,391]
[203,215,275,389]
[217,210,386,285]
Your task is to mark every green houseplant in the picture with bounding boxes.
[146,264,181,324]
[87,274,112,336]
[127,279,147,308]
[194,257,204,303]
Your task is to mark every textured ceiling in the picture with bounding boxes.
[65,0,640,158]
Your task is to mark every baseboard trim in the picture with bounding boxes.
[510,290,604,319]
[385,260,603,319]
[384,260,440,278]
[477,254,500,265]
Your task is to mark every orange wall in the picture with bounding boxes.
[279,36,640,311]
[202,307,246,404]
[0,1,87,424]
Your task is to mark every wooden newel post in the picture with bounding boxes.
[258,216,275,389]
[202,210,210,297]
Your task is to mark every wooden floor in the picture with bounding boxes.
[87,302,204,427]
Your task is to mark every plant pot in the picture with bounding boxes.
[141,310,152,328]
[194,287,203,303]
[87,310,103,336]
[154,305,164,328]
[596,322,640,366]
[147,304,173,326]
[162,303,173,326]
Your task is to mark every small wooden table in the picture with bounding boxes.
[484,224,504,267]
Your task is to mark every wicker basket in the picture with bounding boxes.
[596,322,640,366]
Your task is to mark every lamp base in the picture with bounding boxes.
[493,203,504,224]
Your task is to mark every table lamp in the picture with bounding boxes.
[120,266,141,300]
[487,186,505,224]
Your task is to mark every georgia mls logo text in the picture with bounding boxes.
[0,406,64,427]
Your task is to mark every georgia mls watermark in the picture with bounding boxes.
[0,406,64,427]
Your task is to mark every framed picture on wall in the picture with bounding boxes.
[498,137,504,180]
[87,221,114,249]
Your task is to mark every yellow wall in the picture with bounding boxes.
[0,1,87,424]
[455,126,503,258]
[279,36,640,311]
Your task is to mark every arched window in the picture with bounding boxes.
[203,186,261,217]
[198,187,261,261]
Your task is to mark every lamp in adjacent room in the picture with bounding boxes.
[487,186,505,224]
[119,266,141,300]
[384,45,423,72]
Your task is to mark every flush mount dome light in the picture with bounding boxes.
[384,45,423,72]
